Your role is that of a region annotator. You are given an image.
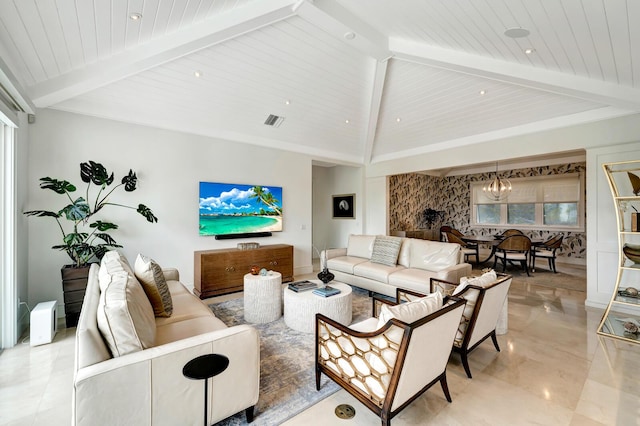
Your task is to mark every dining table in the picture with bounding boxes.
[461,234,544,264]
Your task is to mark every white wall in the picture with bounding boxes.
[312,165,364,251]
[364,176,387,235]
[26,109,313,312]
[586,142,640,309]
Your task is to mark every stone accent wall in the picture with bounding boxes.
[388,162,586,260]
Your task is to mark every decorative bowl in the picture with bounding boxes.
[623,244,640,263]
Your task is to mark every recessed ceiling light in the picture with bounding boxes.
[345,119,350,124]
[504,27,530,38]
[344,32,356,40]
[396,117,401,123]
[479,89,487,95]
[194,70,202,78]
[129,13,142,21]
[285,100,291,105]
[524,48,536,54]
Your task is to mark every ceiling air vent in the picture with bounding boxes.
[264,114,285,128]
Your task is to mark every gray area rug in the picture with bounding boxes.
[209,286,378,426]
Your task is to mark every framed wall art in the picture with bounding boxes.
[332,194,355,219]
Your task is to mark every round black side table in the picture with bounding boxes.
[183,354,229,426]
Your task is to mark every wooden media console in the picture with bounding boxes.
[194,244,294,299]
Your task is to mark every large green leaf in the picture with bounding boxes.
[39,177,76,194]
[23,210,60,218]
[90,221,118,231]
[80,161,114,186]
[122,169,137,192]
[94,233,118,245]
[63,232,89,246]
[94,244,122,260]
[60,198,91,221]
[137,204,158,223]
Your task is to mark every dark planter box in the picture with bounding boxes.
[61,265,92,328]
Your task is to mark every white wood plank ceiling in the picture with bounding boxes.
[0,0,638,165]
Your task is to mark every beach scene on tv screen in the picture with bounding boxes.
[199,182,283,236]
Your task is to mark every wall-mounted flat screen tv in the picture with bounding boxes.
[199,182,283,236]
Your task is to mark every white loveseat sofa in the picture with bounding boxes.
[73,252,260,426]
[322,234,472,297]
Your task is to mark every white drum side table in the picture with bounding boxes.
[283,281,352,333]
[243,271,282,323]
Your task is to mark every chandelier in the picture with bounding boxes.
[483,162,512,201]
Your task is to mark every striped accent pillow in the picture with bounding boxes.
[134,254,173,317]
[370,236,402,267]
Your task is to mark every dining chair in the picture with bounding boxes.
[493,235,532,276]
[531,235,563,273]
[501,229,524,237]
[445,231,479,264]
[439,226,462,242]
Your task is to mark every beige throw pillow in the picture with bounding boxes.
[134,254,173,317]
[97,271,156,357]
[370,236,402,267]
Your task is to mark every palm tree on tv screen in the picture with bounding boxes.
[250,186,282,215]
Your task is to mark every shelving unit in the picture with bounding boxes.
[597,161,640,343]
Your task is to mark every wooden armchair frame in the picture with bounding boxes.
[430,273,512,378]
[315,291,466,426]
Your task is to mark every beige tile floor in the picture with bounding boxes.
[1,264,639,425]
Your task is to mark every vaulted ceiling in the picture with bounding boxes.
[0,0,638,166]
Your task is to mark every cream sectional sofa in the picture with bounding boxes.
[73,252,259,426]
[323,234,472,297]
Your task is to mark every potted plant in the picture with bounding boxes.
[25,160,157,327]
[422,207,444,240]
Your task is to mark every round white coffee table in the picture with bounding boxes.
[283,281,352,333]
[243,271,282,323]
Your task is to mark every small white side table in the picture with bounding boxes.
[243,272,282,323]
[284,281,352,333]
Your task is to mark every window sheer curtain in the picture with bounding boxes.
[1,107,18,348]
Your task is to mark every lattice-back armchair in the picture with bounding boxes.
[431,271,512,378]
[315,291,466,426]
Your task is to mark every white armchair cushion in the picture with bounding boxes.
[134,254,173,317]
[346,234,376,259]
[453,269,497,296]
[97,271,156,357]
[452,270,498,347]
[376,292,444,346]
